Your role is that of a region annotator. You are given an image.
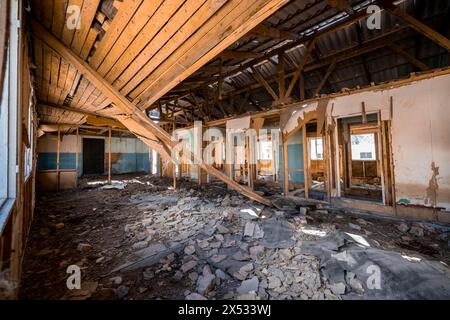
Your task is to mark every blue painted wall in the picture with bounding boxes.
[278,130,305,183]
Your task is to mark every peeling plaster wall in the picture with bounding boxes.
[389,75,450,211]
[280,73,450,212]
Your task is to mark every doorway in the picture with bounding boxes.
[83,138,105,175]
[338,114,383,202]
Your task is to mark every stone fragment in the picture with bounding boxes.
[244,222,256,237]
[216,224,230,234]
[249,245,265,260]
[253,224,264,239]
[77,243,92,252]
[197,265,216,295]
[116,286,129,299]
[397,222,409,233]
[211,254,227,263]
[132,241,148,250]
[330,282,346,295]
[110,276,122,286]
[348,223,361,231]
[237,276,259,295]
[143,268,154,280]
[186,293,207,300]
[181,260,197,273]
[184,245,196,255]
[267,276,281,289]
[410,226,424,237]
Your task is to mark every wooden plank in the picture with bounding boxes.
[108,127,111,183]
[285,39,316,98]
[249,23,299,41]
[96,0,171,77]
[61,0,84,47]
[380,0,450,51]
[133,0,290,109]
[52,0,67,37]
[278,53,285,98]
[122,0,228,98]
[302,124,309,199]
[89,0,144,70]
[32,18,272,206]
[251,67,279,101]
[219,50,264,60]
[80,28,99,60]
[106,0,195,86]
[71,0,101,55]
[282,134,289,195]
[38,102,118,120]
[314,58,337,97]
[42,0,54,30]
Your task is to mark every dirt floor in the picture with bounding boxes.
[20,174,450,300]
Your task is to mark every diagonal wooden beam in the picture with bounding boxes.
[379,0,450,51]
[387,43,429,71]
[38,102,118,120]
[284,39,316,98]
[30,18,271,206]
[251,67,279,101]
[249,24,299,41]
[314,58,338,97]
[219,50,264,60]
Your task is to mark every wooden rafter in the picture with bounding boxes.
[313,58,337,97]
[249,23,299,41]
[387,42,429,71]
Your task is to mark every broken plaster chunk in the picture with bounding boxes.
[197,265,216,295]
[77,243,92,252]
[244,222,256,237]
[348,223,361,231]
[132,241,148,250]
[330,282,346,295]
[184,245,196,255]
[253,224,264,239]
[181,260,197,273]
[237,276,259,295]
[186,292,207,300]
[211,254,227,264]
[409,226,424,237]
[216,224,230,234]
[397,222,409,233]
[267,276,282,289]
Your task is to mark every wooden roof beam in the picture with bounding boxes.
[249,24,299,41]
[30,17,272,207]
[379,0,450,51]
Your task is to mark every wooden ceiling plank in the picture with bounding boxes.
[95,0,167,77]
[89,0,144,70]
[31,17,272,207]
[121,0,227,97]
[41,0,54,30]
[71,0,101,55]
[49,52,61,104]
[61,0,84,47]
[51,0,67,37]
[110,0,207,89]
[80,28,99,60]
[135,0,289,110]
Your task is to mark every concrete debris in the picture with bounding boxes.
[101,182,127,190]
[237,276,259,295]
[197,265,216,295]
[23,175,450,301]
[410,226,424,237]
[186,292,207,300]
[181,260,197,273]
[244,222,256,237]
[77,243,92,252]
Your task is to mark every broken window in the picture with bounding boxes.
[351,133,376,161]
[309,138,323,160]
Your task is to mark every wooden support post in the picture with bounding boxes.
[75,126,79,187]
[314,59,337,97]
[108,127,112,184]
[282,134,289,196]
[278,53,286,99]
[172,121,177,190]
[302,124,309,199]
[56,125,61,191]
[299,73,305,100]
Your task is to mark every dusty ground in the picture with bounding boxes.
[20,174,450,300]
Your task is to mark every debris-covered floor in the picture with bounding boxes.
[20,174,450,300]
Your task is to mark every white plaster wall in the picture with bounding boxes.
[389,75,450,210]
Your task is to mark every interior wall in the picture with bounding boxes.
[36,134,152,191]
[279,130,305,184]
